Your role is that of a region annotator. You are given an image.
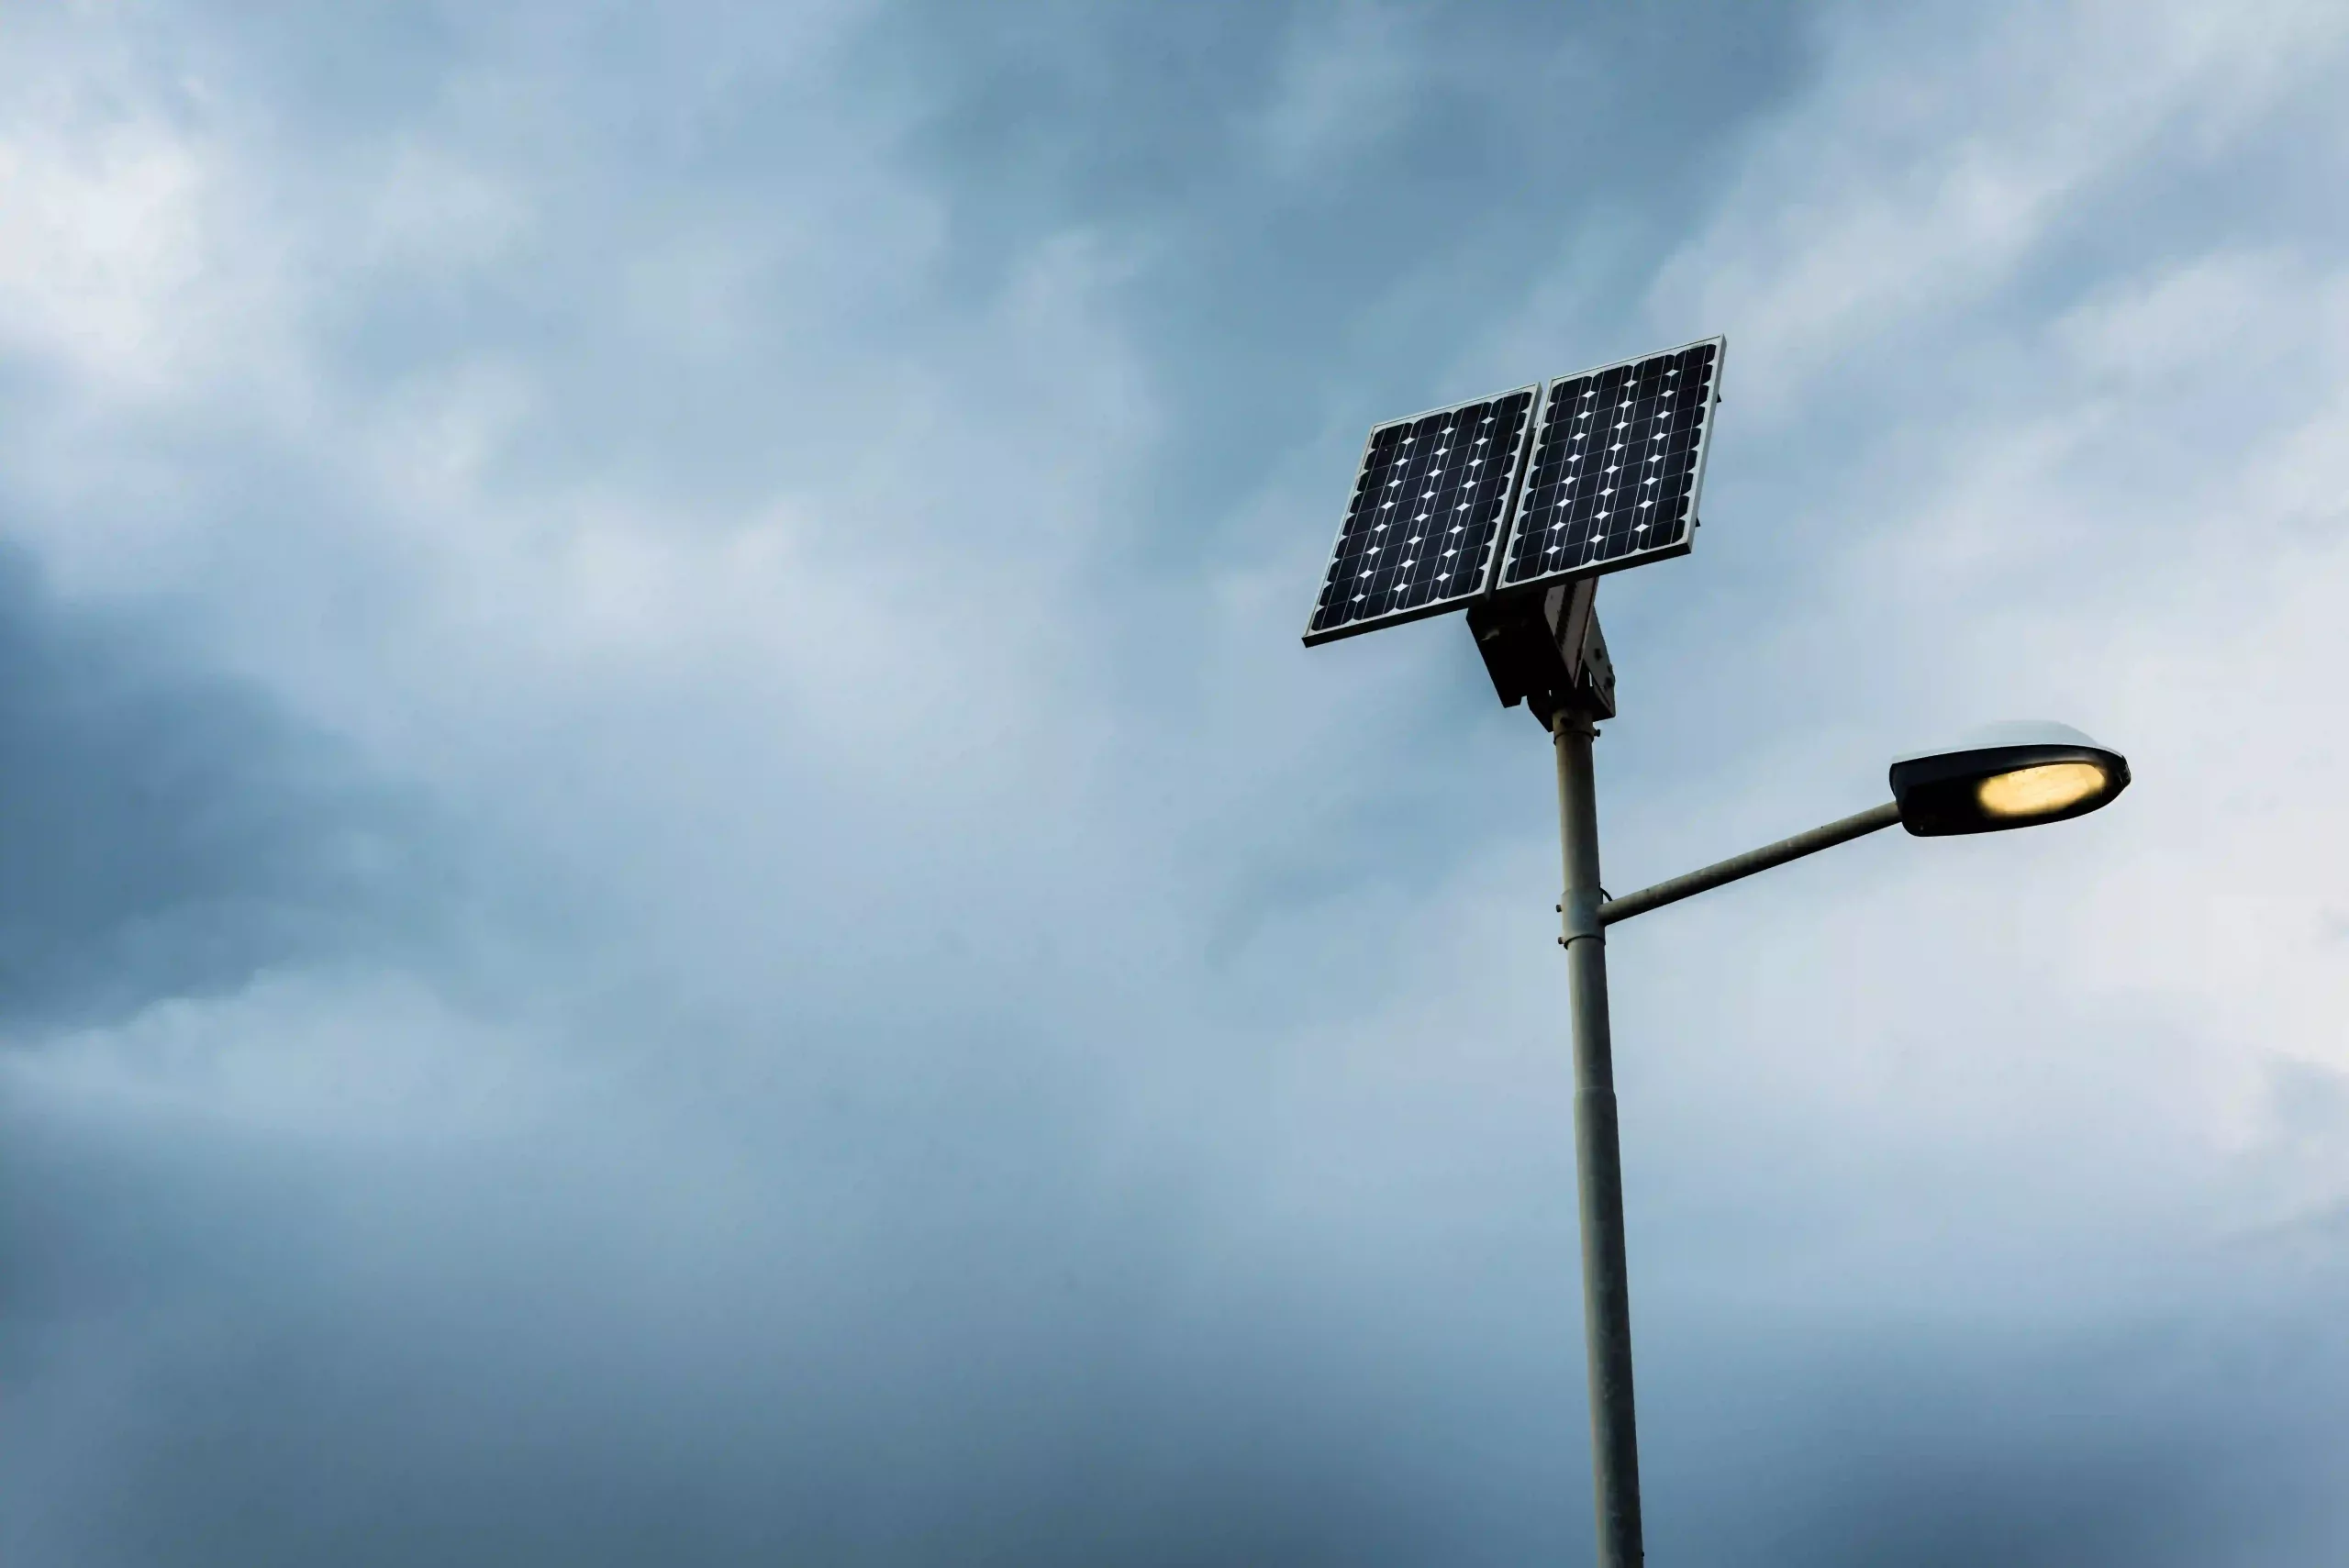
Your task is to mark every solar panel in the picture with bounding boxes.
[1301,385,1539,646]
[1494,338,1723,596]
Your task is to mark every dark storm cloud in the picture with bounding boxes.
[0,1057,1508,1566]
[5,1,2349,1565]
[0,550,426,1031]
[856,0,1812,564]
[1623,1280,2349,1566]
[10,1085,2349,1567]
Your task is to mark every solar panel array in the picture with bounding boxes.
[1301,386,1538,646]
[1496,339,1721,595]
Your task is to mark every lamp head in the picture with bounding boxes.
[1889,721,2130,837]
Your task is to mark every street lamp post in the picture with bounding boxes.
[1543,699,2128,1568]
[1299,336,2131,1565]
[1553,700,1642,1568]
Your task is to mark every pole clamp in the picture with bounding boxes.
[1560,888,1605,943]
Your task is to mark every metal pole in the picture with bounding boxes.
[1553,702,1642,1568]
[1599,800,1902,928]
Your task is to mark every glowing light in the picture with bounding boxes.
[1976,762,2107,819]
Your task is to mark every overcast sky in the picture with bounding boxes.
[4,3,2347,1563]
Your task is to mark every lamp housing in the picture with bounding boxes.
[1889,721,2129,837]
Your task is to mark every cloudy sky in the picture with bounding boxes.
[4,2,2347,1562]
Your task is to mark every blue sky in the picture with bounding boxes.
[4,3,2346,1562]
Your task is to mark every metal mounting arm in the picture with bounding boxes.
[1598,800,1902,927]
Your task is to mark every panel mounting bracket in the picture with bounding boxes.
[1466,577,1617,728]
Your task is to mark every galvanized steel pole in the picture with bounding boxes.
[1553,702,1642,1568]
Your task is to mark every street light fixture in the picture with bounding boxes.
[1303,337,2132,1568]
[1890,719,2132,836]
[1598,721,2132,925]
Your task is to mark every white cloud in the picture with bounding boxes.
[4,968,569,1142]
[363,140,534,274]
[1648,1,2349,410]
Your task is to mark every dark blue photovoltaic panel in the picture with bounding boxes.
[1496,339,1722,595]
[1303,386,1538,645]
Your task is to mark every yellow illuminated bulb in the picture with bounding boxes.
[1976,761,2108,819]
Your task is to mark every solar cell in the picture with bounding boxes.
[1495,338,1722,596]
[1302,385,1539,646]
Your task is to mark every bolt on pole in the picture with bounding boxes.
[1553,701,1643,1568]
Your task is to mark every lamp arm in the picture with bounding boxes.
[1598,801,1902,927]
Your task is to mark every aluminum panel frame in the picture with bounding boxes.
[1491,334,1727,601]
[1301,384,1542,647]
